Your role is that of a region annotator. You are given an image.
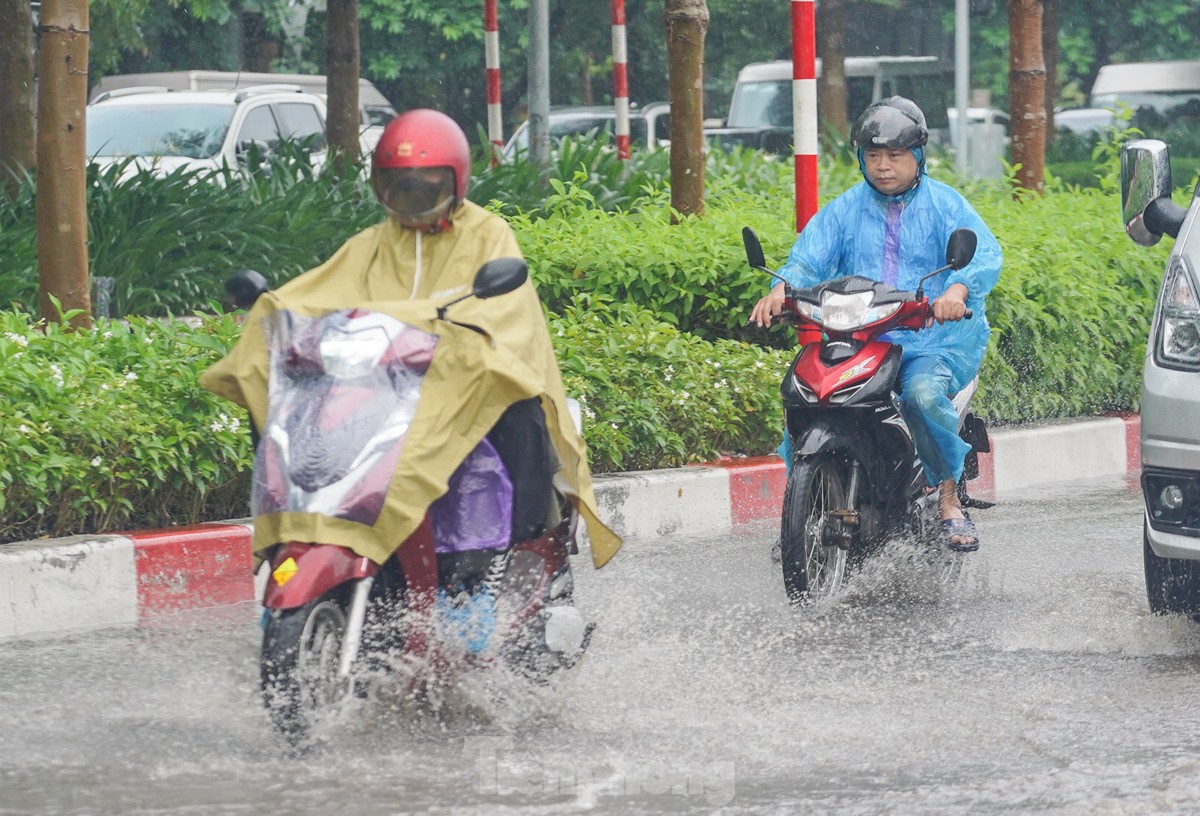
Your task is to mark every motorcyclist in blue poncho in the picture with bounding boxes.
[750,97,1003,551]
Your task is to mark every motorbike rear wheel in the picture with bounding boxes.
[781,454,851,605]
[261,593,350,746]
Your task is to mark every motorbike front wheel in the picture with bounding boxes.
[261,593,351,746]
[781,455,852,605]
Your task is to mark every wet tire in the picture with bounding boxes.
[261,594,350,746]
[1144,523,1200,618]
[780,455,851,605]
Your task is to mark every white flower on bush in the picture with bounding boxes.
[209,413,241,434]
[124,372,138,382]
[102,331,113,339]
[18,424,31,434]
[754,361,765,369]
[610,422,619,430]
[4,332,28,348]
[715,379,728,389]
[100,383,111,391]
[49,363,64,387]
[91,456,102,467]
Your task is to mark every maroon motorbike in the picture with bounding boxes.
[742,227,992,606]
[233,260,591,746]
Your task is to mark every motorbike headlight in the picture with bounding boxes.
[797,301,823,323]
[319,325,391,379]
[819,291,900,332]
[1156,256,1200,370]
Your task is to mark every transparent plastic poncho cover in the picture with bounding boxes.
[251,308,515,551]
[251,309,438,527]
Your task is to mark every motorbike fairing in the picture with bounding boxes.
[788,341,904,406]
[262,540,379,609]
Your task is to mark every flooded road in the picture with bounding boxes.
[5,480,1200,815]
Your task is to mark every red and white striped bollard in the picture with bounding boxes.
[484,0,503,162]
[792,0,819,232]
[611,0,631,161]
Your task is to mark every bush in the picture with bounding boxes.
[0,310,251,543]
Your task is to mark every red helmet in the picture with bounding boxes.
[371,109,471,231]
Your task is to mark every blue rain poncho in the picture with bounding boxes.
[777,176,1002,393]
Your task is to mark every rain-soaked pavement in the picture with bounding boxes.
[5,478,1200,815]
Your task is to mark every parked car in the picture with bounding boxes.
[704,55,951,154]
[502,102,670,160]
[1060,62,1200,137]
[86,85,329,181]
[1054,107,1117,136]
[1091,61,1200,122]
[90,70,396,156]
[1119,139,1200,616]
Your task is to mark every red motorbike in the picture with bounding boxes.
[232,260,591,746]
[742,227,992,605]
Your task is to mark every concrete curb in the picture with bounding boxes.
[0,415,1141,640]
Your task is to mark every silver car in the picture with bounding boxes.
[1121,139,1200,615]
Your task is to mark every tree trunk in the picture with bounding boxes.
[664,0,708,219]
[1007,0,1045,194]
[817,0,849,143]
[325,0,361,173]
[36,0,91,328]
[1042,0,1058,144]
[0,0,37,194]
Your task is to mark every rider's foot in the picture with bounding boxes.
[939,478,979,551]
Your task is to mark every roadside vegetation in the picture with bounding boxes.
[0,137,1175,542]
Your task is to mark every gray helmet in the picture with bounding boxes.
[851,96,928,150]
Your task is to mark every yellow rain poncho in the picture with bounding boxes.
[200,201,622,568]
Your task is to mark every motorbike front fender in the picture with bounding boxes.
[261,541,379,610]
[791,416,869,461]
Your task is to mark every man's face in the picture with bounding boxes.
[863,147,919,196]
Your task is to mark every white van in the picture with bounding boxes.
[90,70,396,152]
[723,56,951,136]
[1091,61,1200,119]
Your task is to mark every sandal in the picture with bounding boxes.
[942,516,979,552]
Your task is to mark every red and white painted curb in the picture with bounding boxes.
[0,416,1142,640]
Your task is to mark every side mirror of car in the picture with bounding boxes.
[1122,139,1186,245]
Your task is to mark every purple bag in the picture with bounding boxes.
[430,438,513,553]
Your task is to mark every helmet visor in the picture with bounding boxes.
[373,167,456,223]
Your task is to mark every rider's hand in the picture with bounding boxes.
[750,282,787,328]
[929,283,969,326]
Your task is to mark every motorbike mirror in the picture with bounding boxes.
[945,229,977,270]
[742,226,767,270]
[472,257,528,300]
[742,226,789,286]
[225,269,269,310]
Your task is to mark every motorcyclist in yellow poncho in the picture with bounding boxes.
[200,109,621,569]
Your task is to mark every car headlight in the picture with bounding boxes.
[319,325,391,379]
[1156,256,1200,370]
[818,291,901,332]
